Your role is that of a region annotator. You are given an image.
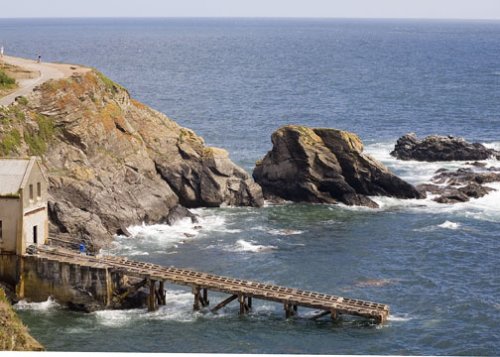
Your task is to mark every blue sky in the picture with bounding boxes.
[1,0,500,19]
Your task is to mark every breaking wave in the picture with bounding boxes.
[102,209,229,256]
[14,296,60,311]
[438,221,461,230]
[363,141,500,222]
[232,239,277,253]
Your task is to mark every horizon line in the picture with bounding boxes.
[1,16,500,21]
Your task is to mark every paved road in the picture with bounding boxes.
[0,55,83,106]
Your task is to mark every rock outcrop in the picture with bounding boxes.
[253,125,423,208]
[391,133,500,161]
[0,70,263,249]
[417,165,500,204]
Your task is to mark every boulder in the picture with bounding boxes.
[164,204,199,225]
[391,133,500,161]
[253,125,423,208]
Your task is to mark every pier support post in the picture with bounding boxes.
[147,279,158,312]
[238,294,251,315]
[331,309,338,321]
[193,286,210,310]
[193,286,201,311]
[155,281,166,306]
[284,303,297,318]
[202,288,209,307]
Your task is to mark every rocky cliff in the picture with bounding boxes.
[253,125,423,208]
[0,70,263,249]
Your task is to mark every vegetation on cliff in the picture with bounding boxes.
[0,288,44,351]
[0,68,262,249]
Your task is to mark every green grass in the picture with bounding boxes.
[95,70,125,94]
[0,69,16,89]
[24,114,57,156]
[0,129,22,155]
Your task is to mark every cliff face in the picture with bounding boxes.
[0,70,263,248]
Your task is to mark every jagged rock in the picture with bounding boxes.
[116,225,132,237]
[431,168,500,185]
[391,133,499,161]
[153,145,264,208]
[253,125,423,208]
[164,204,199,225]
[459,182,494,198]
[466,161,487,168]
[416,166,499,204]
[0,70,263,249]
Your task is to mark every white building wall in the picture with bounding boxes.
[22,208,48,249]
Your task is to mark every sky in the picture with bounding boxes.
[1,0,500,20]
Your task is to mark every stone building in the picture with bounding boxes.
[0,157,48,255]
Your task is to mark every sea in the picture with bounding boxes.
[1,18,499,355]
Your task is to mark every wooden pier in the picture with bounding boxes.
[36,246,389,323]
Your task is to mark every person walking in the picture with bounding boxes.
[0,46,4,58]
[37,54,41,63]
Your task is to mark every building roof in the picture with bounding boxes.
[0,157,38,196]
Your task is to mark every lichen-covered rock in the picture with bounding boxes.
[253,125,423,208]
[391,133,500,161]
[0,70,263,249]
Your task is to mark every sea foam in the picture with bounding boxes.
[438,221,461,230]
[232,239,277,253]
[103,209,228,257]
[14,296,60,311]
[364,141,500,222]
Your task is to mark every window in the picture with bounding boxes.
[37,182,41,198]
[29,184,33,200]
[0,221,2,241]
[33,226,38,244]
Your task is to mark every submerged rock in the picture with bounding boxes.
[253,125,423,208]
[416,166,500,204]
[164,204,199,225]
[391,133,500,161]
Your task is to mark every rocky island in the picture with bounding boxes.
[253,125,423,208]
[391,133,500,161]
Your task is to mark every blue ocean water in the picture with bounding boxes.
[2,18,500,354]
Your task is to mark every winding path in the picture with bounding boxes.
[0,55,89,106]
